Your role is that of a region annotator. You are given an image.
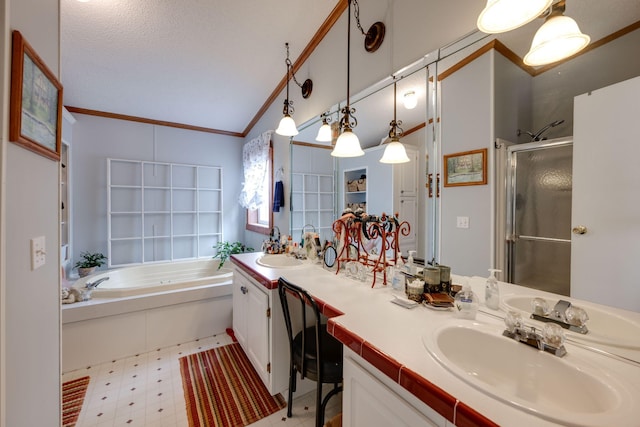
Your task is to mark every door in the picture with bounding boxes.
[506,139,573,295]
[572,77,640,312]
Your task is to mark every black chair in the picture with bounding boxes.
[277,277,343,427]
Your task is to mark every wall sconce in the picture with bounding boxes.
[352,0,386,52]
[477,0,552,33]
[315,112,333,142]
[332,0,364,158]
[380,80,410,164]
[275,43,313,137]
[524,0,590,66]
[403,90,417,110]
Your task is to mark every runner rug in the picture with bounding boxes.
[180,343,286,427]
[62,376,90,427]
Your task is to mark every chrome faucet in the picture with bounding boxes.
[530,298,589,334]
[270,226,281,241]
[503,311,567,357]
[86,277,109,289]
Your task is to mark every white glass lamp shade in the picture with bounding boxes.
[315,123,332,142]
[379,140,410,164]
[524,15,590,66]
[403,91,417,110]
[275,114,299,136]
[331,129,364,157]
[477,0,552,34]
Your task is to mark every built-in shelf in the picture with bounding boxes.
[291,172,335,242]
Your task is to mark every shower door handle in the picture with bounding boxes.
[572,225,588,235]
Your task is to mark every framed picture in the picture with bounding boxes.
[9,30,63,161]
[443,148,487,187]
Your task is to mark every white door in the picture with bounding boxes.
[572,76,640,312]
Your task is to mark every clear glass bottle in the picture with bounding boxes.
[454,284,478,319]
[485,268,501,310]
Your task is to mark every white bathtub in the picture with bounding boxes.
[62,258,234,372]
[74,258,233,298]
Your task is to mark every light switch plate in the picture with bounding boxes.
[31,236,46,270]
[456,216,469,229]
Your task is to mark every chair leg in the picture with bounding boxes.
[287,364,296,418]
[319,383,343,427]
[315,380,324,427]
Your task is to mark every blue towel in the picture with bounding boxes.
[273,180,285,212]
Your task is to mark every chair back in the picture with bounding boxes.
[277,277,323,379]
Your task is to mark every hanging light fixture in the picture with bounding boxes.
[477,0,552,34]
[331,0,364,158]
[315,112,333,142]
[524,0,590,66]
[275,43,313,137]
[380,80,410,164]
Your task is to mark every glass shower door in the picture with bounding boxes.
[506,139,573,295]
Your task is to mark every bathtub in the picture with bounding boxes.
[73,258,233,298]
[62,258,234,373]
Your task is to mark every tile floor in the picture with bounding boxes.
[62,332,341,427]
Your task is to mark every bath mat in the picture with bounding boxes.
[62,376,90,427]
[180,343,286,427]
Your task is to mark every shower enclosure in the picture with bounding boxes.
[505,138,573,295]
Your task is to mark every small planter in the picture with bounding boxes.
[77,266,96,278]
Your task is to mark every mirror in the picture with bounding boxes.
[289,3,640,305]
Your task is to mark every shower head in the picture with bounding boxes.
[518,119,565,142]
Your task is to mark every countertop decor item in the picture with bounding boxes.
[213,241,254,269]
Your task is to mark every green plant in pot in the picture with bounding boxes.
[213,241,254,269]
[75,251,107,277]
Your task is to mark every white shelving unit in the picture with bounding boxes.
[290,172,335,242]
[344,167,367,213]
[108,159,223,267]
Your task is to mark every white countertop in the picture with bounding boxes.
[231,252,640,427]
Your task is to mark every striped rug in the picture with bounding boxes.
[180,343,286,427]
[62,376,90,427]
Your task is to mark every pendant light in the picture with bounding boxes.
[380,80,410,164]
[402,90,417,110]
[477,0,552,34]
[275,43,313,137]
[331,0,364,158]
[315,112,332,142]
[524,0,590,66]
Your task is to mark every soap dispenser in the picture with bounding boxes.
[454,284,478,320]
[485,269,502,310]
[405,250,417,275]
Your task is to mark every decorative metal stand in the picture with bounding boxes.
[332,211,410,287]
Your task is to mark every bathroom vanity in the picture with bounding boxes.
[231,252,640,426]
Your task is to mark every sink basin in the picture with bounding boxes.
[256,254,303,268]
[423,322,635,426]
[502,295,640,350]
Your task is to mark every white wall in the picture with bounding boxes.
[70,114,244,266]
[2,0,62,425]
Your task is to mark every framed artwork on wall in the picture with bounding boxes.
[9,30,63,161]
[443,148,487,187]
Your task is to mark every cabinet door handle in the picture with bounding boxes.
[240,286,248,294]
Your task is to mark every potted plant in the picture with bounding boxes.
[74,251,107,277]
[213,241,254,269]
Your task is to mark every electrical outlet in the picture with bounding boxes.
[456,216,469,229]
[31,236,46,270]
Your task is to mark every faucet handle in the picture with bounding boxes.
[505,311,524,333]
[565,305,589,327]
[542,323,565,348]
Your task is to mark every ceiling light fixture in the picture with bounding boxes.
[332,1,364,158]
[524,0,590,66]
[315,112,333,142]
[275,43,313,137]
[380,80,410,164]
[403,90,417,110]
[477,0,552,34]
[352,0,386,52]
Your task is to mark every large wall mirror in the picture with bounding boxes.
[290,1,640,315]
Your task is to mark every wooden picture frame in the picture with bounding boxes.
[443,148,487,187]
[9,30,63,161]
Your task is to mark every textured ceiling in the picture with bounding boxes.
[60,0,640,137]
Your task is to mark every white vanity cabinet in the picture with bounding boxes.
[232,266,290,395]
[343,349,450,427]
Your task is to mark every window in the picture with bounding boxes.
[246,145,273,234]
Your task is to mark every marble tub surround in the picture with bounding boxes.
[231,253,640,426]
